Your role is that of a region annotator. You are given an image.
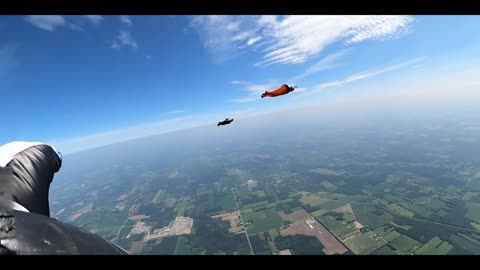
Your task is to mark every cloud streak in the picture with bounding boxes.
[26,15,103,32]
[306,56,427,95]
[165,110,185,115]
[25,15,66,31]
[0,45,18,78]
[190,15,413,66]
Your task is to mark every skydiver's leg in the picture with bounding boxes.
[0,143,61,217]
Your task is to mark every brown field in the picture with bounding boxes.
[354,221,364,230]
[300,194,323,206]
[68,202,94,221]
[212,211,242,233]
[277,249,292,255]
[81,203,94,213]
[334,203,353,214]
[68,212,82,222]
[129,215,150,221]
[228,227,243,234]
[279,218,348,255]
[278,210,311,222]
[309,168,343,176]
[116,194,128,201]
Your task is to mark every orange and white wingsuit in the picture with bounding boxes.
[261,84,295,98]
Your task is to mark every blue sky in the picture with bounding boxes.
[1,15,480,153]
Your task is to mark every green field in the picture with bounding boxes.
[390,235,421,254]
[175,200,188,216]
[316,200,346,211]
[435,208,449,217]
[243,208,284,235]
[371,245,398,255]
[386,203,415,218]
[471,222,480,230]
[267,229,278,240]
[252,190,267,198]
[353,204,394,228]
[449,234,480,254]
[373,226,394,237]
[129,241,146,254]
[343,213,354,223]
[174,237,195,255]
[424,199,448,211]
[152,190,165,203]
[465,204,480,223]
[463,192,478,200]
[242,200,269,209]
[321,181,336,190]
[344,231,386,255]
[316,214,356,239]
[310,209,329,217]
[383,230,401,242]
[415,236,452,255]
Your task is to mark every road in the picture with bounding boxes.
[232,188,255,255]
[113,184,145,244]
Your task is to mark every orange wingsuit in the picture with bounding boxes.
[261,84,295,98]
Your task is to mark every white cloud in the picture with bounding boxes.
[226,22,240,31]
[120,15,132,26]
[306,56,426,94]
[85,15,103,25]
[145,55,152,60]
[25,15,66,31]
[246,36,262,46]
[112,31,138,51]
[190,15,413,66]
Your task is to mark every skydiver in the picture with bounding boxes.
[217,118,234,126]
[261,84,296,98]
[0,141,128,255]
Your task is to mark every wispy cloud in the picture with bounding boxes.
[165,110,185,115]
[26,15,103,32]
[0,45,18,78]
[85,15,104,25]
[289,50,348,82]
[120,15,132,26]
[25,15,66,31]
[305,56,427,95]
[112,31,138,51]
[190,15,414,66]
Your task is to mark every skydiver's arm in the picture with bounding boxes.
[0,142,128,255]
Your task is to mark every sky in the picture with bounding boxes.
[1,15,480,154]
